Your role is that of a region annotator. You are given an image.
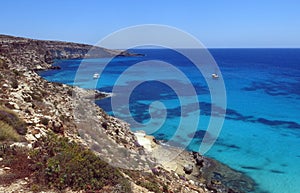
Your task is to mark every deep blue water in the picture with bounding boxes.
[39,49,300,193]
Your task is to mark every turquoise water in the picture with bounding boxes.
[39,49,300,193]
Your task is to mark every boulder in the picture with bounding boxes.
[52,121,64,133]
[183,164,193,175]
[196,157,204,167]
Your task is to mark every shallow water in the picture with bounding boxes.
[39,48,300,193]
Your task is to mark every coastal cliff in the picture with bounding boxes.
[0,34,139,70]
[0,34,254,193]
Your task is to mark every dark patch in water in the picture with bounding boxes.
[156,133,165,137]
[228,144,240,149]
[280,163,288,167]
[213,172,223,180]
[216,142,240,150]
[175,135,188,142]
[280,133,289,137]
[187,130,207,138]
[242,80,300,97]
[225,179,254,193]
[241,166,261,170]
[224,107,300,131]
[269,169,285,174]
[256,118,300,129]
[187,130,216,144]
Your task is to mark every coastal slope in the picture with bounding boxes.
[0,34,254,193]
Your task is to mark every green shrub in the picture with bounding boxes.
[0,121,20,142]
[11,79,18,89]
[123,169,166,193]
[136,181,161,193]
[0,106,27,135]
[40,117,49,126]
[12,69,21,76]
[30,133,132,192]
[0,58,8,69]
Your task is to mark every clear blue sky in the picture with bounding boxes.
[1,0,299,48]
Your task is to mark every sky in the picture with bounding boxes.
[0,0,300,48]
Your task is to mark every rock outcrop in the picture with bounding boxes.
[0,34,141,70]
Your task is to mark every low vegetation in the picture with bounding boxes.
[123,169,170,193]
[0,145,32,185]
[0,58,8,69]
[30,133,132,191]
[0,121,20,142]
[0,106,26,136]
[0,132,132,192]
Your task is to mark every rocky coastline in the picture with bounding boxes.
[0,34,255,193]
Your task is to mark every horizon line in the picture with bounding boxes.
[1,33,300,49]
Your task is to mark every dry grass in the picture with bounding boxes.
[0,121,20,142]
[0,146,32,186]
[0,106,27,135]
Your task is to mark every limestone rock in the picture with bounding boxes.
[184,164,193,175]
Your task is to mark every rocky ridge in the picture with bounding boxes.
[0,34,140,70]
[0,34,255,193]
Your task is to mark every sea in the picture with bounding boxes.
[39,48,300,193]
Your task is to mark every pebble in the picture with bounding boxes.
[4,167,11,170]
[0,158,3,162]
[189,179,195,185]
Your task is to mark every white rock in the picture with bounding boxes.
[0,158,3,162]
[189,180,195,185]
[2,83,9,88]
[10,142,27,148]
[32,117,40,124]
[174,172,179,179]
[26,134,36,142]
[34,133,42,139]
[27,143,33,149]
[35,65,43,70]
[4,167,11,170]
[7,101,20,110]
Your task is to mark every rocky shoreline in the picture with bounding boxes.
[0,34,255,193]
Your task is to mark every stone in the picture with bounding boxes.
[34,133,42,139]
[3,167,11,170]
[35,65,43,70]
[102,121,108,129]
[183,164,193,175]
[196,157,204,167]
[0,158,3,162]
[31,129,40,135]
[6,102,20,110]
[53,121,61,129]
[189,180,195,185]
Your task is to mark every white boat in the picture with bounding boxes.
[212,73,219,79]
[93,73,100,79]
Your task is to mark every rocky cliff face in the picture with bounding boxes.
[0,34,138,70]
